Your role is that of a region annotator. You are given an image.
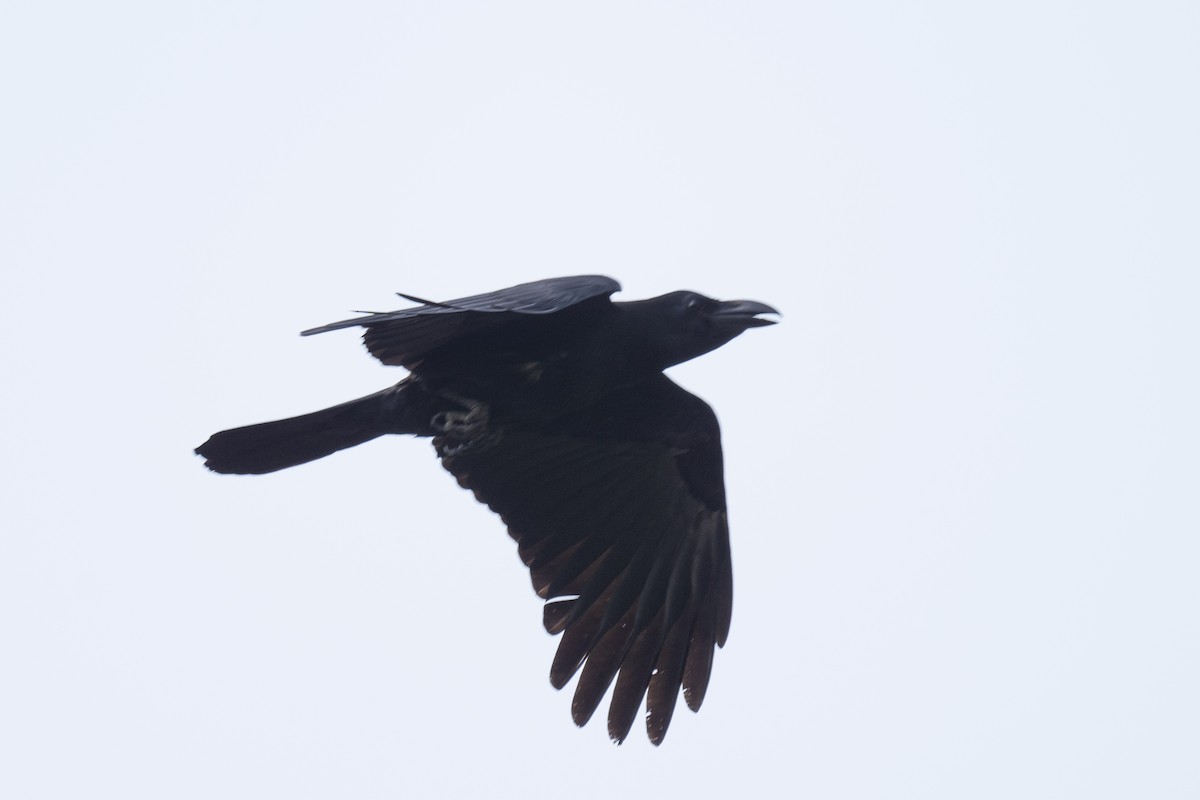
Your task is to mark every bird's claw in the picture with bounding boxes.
[432,396,500,456]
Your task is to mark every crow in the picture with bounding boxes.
[196,275,777,744]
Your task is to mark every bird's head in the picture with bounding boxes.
[632,290,779,369]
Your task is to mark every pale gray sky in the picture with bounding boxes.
[2,2,1198,798]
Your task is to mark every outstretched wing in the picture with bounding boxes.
[438,373,733,745]
[301,275,620,367]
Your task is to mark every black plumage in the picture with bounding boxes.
[196,275,777,744]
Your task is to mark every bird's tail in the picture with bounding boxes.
[196,385,421,475]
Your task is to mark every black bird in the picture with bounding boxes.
[196,275,777,744]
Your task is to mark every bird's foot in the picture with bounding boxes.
[432,395,500,456]
[432,402,487,437]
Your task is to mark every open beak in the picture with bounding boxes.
[713,299,780,329]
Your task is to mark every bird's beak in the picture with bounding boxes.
[713,299,780,329]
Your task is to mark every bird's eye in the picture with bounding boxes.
[686,297,704,314]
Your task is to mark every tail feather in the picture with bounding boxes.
[196,387,408,474]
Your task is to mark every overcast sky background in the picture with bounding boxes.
[3,2,1198,798]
